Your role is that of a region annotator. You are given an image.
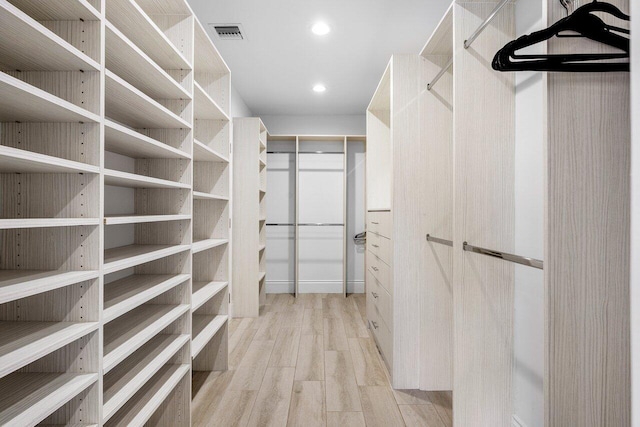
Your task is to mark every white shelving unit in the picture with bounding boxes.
[0,1,231,424]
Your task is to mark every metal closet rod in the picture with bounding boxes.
[266,223,345,226]
[463,241,544,270]
[267,151,344,154]
[427,57,453,91]
[426,234,453,247]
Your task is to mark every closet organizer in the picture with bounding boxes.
[366,0,631,425]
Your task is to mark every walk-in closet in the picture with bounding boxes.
[0,0,635,425]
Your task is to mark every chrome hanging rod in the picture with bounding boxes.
[427,57,453,91]
[267,151,296,154]
[426,234,453,247]
[298,223,344,226]
[463,241,543,269]
[299,151,344,154]
[463,0,511,49]
[266,223,295,226]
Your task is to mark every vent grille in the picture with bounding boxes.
[212,25,244,40]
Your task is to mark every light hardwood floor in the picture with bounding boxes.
[192,293,452,426]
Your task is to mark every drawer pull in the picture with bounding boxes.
[372,266,379,272]
[371,221,379,224]
[371,292,379,298]
[371,244,379,248]
[371,321,379,329]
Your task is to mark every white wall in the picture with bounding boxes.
[261,114,366,136]
[631,0,639,423]
[230,83,253,118]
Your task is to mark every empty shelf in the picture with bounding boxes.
[0,145,100,174]
[106,0,190,70]
[0,270,99,305]
[106,70,191,129]
[103,303,190,373]
[0,321,99,378]
[0,218,100,230]
[0,372,98,426]
[192,192,229,201]
[104,120,190,160]
[7,0,100,21]
[104,214,190,226]
[192,281,227,312]
[104,169,190,190]
[193,20,229,76]
[0,2,100,71]
[104,274,190,323]
[193,139,228,162]
[104,244,191,274]
[191,315,228,359]
[104,364,189,427]
[192,238,228,254]
[194,82,229,121]
[0,71,101,123]
[103,334,189,422]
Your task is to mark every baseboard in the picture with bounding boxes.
[265,280,365,294]
[512,414,527,427]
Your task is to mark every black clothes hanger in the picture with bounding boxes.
[492,0,629,72]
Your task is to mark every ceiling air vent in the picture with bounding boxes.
[210,24,244,40]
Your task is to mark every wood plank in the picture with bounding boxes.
[287,381,325,427]
[294,334,324,381]
[399,404,445,427]
[427,391,452,426]
[246,367,295,427]
[348,338,387,386]
[359,385,405,427]
[253,311,281,341]
[268,327,301,367]
[229,327,257,370]
[228,339,275,391]
[393,388,432,405]
[323,318,349,351]
[325,351,361,412]
[210,390,257,427]
[192,370,234,426]
[301,309,323,335]
[326,412,366,427]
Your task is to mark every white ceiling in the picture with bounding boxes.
[188,0,451,116]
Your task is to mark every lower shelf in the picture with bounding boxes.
[191,315,228,359]
[192,238,228,254]
[104,244,191,274]
[192,281,227,312]
[0,372,98,426]
[0,269,99,305]
[104,364,190,427]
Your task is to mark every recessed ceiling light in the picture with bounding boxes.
[313,84,326,93]
[311,22,330,36]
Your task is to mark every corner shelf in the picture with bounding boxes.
[192,238,228,254]
[0,270,100,305]
[191,315,228,359]
[192,281,228,312]
[103,244,191,274]
[105,120,190,160]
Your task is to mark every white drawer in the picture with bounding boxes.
[367,231,391,265]
[368,210,391,239]
[367,270,392,328]
[367,250,392,295]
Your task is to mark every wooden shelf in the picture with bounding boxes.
[259,158,266,167]
[106,22,190,101]
[104,274,190,323]
[192,191,229,201]
[0,71,100,123]
[259,217,267,222]
[104,169,190,190]
[103,334,189,422]
[192,238,228,254]
[194,82,229,121]
[192,281,227,312]
[258,272,266,282]
[7,0,100,21]
[0,321,99,378]
[104,244,191,274]
[0,270,99,305]
[0,372,98,426]
[191,315,228,359]
[104,214,190,226]
[103,304,189,373]
[258,244,266,252]
[193,20,229,76]
[105,0,191,70]
[0,218,100,230]
[105,70,191,129]
[0,1,100,72]
[0,145,100,174]
[105,120,190,160]
[193,139,228,162]
[103,364,190,427]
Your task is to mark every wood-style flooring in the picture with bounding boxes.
[192,293,452,426]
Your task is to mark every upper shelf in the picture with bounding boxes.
[6,0,100,21]
[193,139,228,163]
[420,2,453,57]
[194,82,229,121]
[0,2,100,72]
[106,0,191,70]
[193,19,230,76]
[105,120,191,160]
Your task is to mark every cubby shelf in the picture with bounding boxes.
[0,270,100,305]
[0,71,101,123]
[0,218,100,230]
[105,0,191,71]
[0,145,100,174]
[0,372,98,427]
[105,70,190,129]
[192,281,227,312]
[106,22,190,101]
[104,169,190,190]
[192,238,228,254]
[104,214,190,226]
[103,333,189,422]
[192,191,229,201]
[0,1,100,72]
[194,82,230,121]
[191,314,228,359]
[194,139,229,162]
[103,303,190,373]
[105,120,190,160]
[103,244,191,274]
[104,364,190,427]
[0,321,99,378]
[104,274,190,323]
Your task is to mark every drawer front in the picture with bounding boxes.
[367,231,391,265]
[368,211,391,239]
[370,311,392,367]
[367,270,392,328]
[367,250,392,295]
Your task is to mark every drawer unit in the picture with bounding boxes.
[368,270,392,327]
[366,250,392,295]
[368,210,391,239]
[370,308,392,368]
[367,231,391,264]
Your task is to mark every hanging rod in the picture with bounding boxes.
[426,234,453,247]
[299,151,344,154]
[267,151,296,154]
[266,223,295,226]
[463,0,511,49]
[427,57,453,91]
[463,241,543,269]
[298,223,344,226]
